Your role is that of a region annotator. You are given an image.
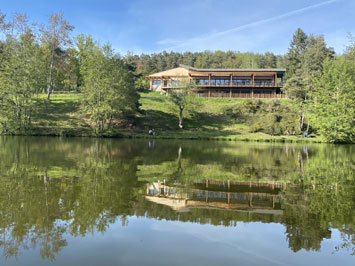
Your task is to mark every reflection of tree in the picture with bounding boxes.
[0,137,353,259]
[281,148,354,253]
[282,184,332,252]
[0,137,145,260]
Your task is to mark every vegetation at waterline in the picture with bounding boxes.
[0,11,354,142]
[23,92,317,142]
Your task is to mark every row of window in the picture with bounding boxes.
[152,80,180,86]
[152,79,274,86]
[205,90,273,94]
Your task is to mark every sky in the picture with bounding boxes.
[1,0,354,55]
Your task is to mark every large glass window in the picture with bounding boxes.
[214,79,230,85]
[194,79,209,85]
[163,80,168,86]
[153,80,161,85]
[255,79,273,85]
[232,79,251,85]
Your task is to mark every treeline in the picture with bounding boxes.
[126,50,285,74]
[0,11,140,135]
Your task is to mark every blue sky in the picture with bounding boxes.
[1,0,354,55]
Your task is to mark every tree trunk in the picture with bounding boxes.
[178,107,183,129]
[177,145,182,171]
[299,113,304,131]
[47,55,54,100]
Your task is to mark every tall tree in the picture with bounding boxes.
[0,13,40,133]
[285,28,308,79]
[40,12,73,100]
[284,29,334,132]
[80,40,139,134]
[311,54,355,143]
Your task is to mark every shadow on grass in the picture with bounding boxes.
[136,110,178,130]
[141,96,165,103]
[185,112,229,130]
[33,99,80,123]
[136,109,242,139]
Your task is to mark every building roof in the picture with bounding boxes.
[147,66,189,78]
[179,64,286,74]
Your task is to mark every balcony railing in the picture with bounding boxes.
[163,81,284,88]
[193,82,283,87]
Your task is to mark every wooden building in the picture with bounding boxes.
[146,64,286,98]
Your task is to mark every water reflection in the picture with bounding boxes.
[146,180,283,214]
[0,136,354,264]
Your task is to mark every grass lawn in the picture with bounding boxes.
[28,91,321,143]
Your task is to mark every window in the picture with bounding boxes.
[192,79,209,85]
[163,80,168,86]
[255,79,273,85]
[233,79,251,85]
[171,80,180,87]
[202,79,209,85]
[153,80,161,85]
[215,79,230,85]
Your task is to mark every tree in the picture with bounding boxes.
[284,29,334,132]
[80,39,139,134]
[259,52,277,68]
[285,28,308,78]
[310,56,355,143]
[40,12,74,100]
[168,78,196,129]
[0,13,40,133]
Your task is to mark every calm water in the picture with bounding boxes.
[0,136,354,266]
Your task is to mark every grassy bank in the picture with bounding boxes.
[28,92,321,143]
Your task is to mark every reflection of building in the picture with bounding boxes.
[146,180,285,214]
[146,64,286,98]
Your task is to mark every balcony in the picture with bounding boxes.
[193,81,283,87]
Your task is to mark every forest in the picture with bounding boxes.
[0,11,354,142]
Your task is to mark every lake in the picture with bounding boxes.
[0,136,354,266]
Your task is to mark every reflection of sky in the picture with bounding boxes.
[4,217,353,266]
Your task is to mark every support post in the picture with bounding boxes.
[251,74,255,99]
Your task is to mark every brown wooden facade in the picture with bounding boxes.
[146,64,286,98]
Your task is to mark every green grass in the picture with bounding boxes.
[31,93,92,136]
[26,92,321,143]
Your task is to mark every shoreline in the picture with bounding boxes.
[1,130,324,143]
